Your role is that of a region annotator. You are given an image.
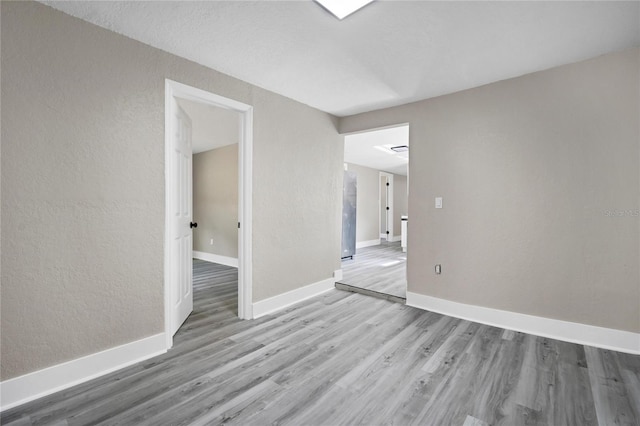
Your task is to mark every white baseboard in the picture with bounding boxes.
[193,250,238,268]
[253,277,335,319]
[356,239,380,249]
[333,269,343,281]
[406,292,640,355]
[0,333,166,412]
[388,235,402,243]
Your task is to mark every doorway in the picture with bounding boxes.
[180,98,239,269]
[181,98,240,320]
[338,124,409,302]
[164,79,253,350]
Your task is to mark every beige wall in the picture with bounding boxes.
[1,2,342,380]
[340,48,640,334]
[345,163,380,243]
[193,145,239,259]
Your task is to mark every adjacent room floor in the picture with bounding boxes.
[338,240,407,301]
[3,260,639,425]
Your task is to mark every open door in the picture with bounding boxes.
[168,101,194,336]
[380,172,394,241]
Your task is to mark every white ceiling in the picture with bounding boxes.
[345,125,409,176]
[41,1,640,117]
[176,98,239,154]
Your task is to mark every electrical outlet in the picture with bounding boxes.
[435,264,441,275]
[210,238,214,245]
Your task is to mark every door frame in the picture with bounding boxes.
[164,79,253,349]
[379,171,394,241]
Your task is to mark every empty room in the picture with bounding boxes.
[1,1,639,425]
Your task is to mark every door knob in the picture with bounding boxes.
[190,222,198,228]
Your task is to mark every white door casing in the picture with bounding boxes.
[169,102,194,336]
[165,79,254,350]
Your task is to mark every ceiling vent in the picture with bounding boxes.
[390,145,409,153]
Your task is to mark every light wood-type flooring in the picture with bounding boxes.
[339,240,407,300]
[3,260,639,425]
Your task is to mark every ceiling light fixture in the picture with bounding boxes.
[314,0,375,20]
[390,145,409,153]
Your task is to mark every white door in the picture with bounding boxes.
[380,175,389,238]
[169,101,194,336]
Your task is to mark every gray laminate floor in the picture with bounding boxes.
[339,240,406,299]
[3,260,639,425]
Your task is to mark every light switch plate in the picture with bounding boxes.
[435,197,443,209]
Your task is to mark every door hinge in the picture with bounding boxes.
[238,222,241,229]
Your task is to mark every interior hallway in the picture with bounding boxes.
[3,261,639,425]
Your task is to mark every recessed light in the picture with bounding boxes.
[390,145,409,153]
[314,0,375,20]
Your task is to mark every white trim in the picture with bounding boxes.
[333,269,343,281]
[406,292,640,355]
[193,251,238,268]
[238,105,253,321]
[388,235,402,243]
[252,277,336,319]
[165,79,253,350]
[0,333,166,412]
[164,80,174,350]
[356,239,380,249]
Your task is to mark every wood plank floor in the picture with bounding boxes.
[3,260,639,425]
[339,240,406,299]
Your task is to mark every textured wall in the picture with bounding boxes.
[345,163,380,243]
[193,145,239,259]
[340,48,640,333]
[251,90,343,302]
[1,2,342,380]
